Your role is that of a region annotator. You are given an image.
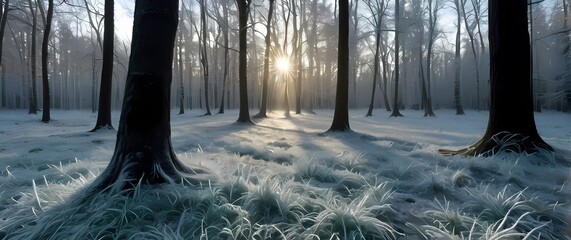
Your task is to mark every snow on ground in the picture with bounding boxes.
[0,108,570,239]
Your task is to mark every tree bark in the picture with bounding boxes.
[236,0,253,124]
[453,0,465,115]
[27,0,38,114]
[199,0,211,115]
[439,0,552,156]
[41,0,53,123]
[329,0,351,131]
[85,0,206,194]
[0,0,10,108]
[91,0,115,131]
[254,0,275,118]
[390,0,403,117]
[218,1,229,114]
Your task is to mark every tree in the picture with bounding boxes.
[41,0,53,123]
[27,0,38,114]
[91,0,114,131]
[461,0,483,111]
[254,0,275,118]
[199,0,211,115]
[390,0,403,117]
[439,0,553,156]
[365,0,389,117]
[0,0,10,108]
[423,0,440,117]
[85,0,203,194]
[329,0,350,131]
[453,0,465,115]
[236,0,253,124]
[217,0,230,114]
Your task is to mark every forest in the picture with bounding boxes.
[0,0,569,114]
[0,0,570,239]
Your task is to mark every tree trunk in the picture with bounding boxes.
[454,0,465,115]
[218,1,230,114]
[439,0,552,156]
[28,0,38,114]
[0,0,9,108]
[177,30,184,115]
[329,0,351,131]
[424,0,436,117]
[91,0,114,131]
[200,0,211,115]
[390,0,403,117]
[236,0,253,124]
[254,0,274,118]
[461,0,482,111]
[41,0,53,123]
[366,26,382,117]
[85,0,205,195]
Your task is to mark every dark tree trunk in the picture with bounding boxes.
[85,0,205,194]
[199,0,211,116]
[91,0,115,131]
[236,0,253,124]
[424,0,436,117]
[41,0,53,123]
[390,0,403,117]
[453,0,465,115]
[218,1,229,114]
[254,0,275,118]
[0,0,9,108]
[329,0,350,131]
[28,0,38,114]
[439,0,552,156]
[366,25,382,117]
[177,31,184,115]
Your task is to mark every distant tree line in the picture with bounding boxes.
[0,0,569,116]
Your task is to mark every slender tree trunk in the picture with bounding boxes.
[366,27,382,117]
[91,0,115,131]
[28,0,38,114]
[218,1,229,114]
[390,0,403,117]
[255,0,275,118]
[461,0,482,111]
[236,0,253,124]
[454,0,465,115]
[440,0,552,156]
[329,0,351,131]
[177,30,184,114]
[41,0,53,123]
[84,0,205,195]
[199,0,211,115]
[0,0,10,108]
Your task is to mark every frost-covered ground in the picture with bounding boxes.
[0,108,570,239]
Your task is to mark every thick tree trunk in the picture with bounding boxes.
[236,0,253,124]
[41,0,53,123]
[91,0,114,131]
[86,0,205,194]
[329,0,351,131]
[439,0,552,156]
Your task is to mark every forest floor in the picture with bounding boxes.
[0,108,570,239]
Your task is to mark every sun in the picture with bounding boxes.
[275,57,290,73]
